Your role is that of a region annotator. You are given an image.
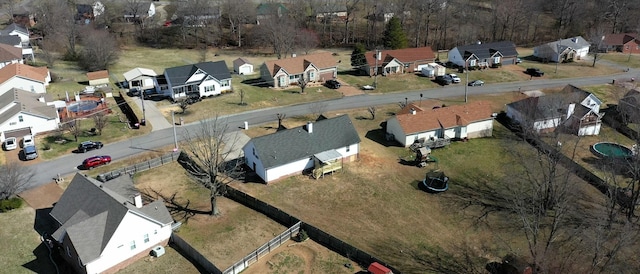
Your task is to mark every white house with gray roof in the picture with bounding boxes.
[160,61,232,100]
[123,67,157,91]
[0,88,59,142]
[49,173,174,274]
[533,36,591,62]
[243,114,361,183]
[448,41,519,68]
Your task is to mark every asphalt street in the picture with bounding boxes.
[27,68,640,189]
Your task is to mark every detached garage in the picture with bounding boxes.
[233,58,254,75]
[86,70,110,86]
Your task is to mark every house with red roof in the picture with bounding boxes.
[362,47,436,76]
[386,101,494,147]
[600,33,640,54]
[259,52,339,88]
[86,70,110,86]
[0,63,51,95]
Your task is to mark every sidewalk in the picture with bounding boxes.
[129,97,173,131]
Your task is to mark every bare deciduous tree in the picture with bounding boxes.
[180,115,243,216]
[276,113,286,130]
[34,0,79,59]
[368,106,377,120]
[65,119,82,142]
[296,29,320,54]
[0,162,35,200]
[222,0,254,47]
[309,102,328,119]
[298,77,310,94]
[92,112,109,135]
[79,28,120,71]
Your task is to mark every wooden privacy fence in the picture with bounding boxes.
[170,234,222,274]
[223,222,301,274]
[97,151,180,181]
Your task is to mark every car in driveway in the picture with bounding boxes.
[325,79,341,89]
[447,73,461,83]
[435,75,453,85]
[3,137,17,151]
[22,135,34,148]
[77,141,103,153]
[82,155,112,169]
[468,80,485,86]
[23,145,38,160]
[526,68,544,77]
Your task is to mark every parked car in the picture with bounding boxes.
[23,145,38,160]
[468,80,485,86]
[22,135,34,148]
[516,57,522,64]
[82,155,112,170]
[362,85,375,90]
[447,73,461,83]
[3,137,17,151]
[435,75,453,85]
[325,79,341,89]
[77,141,103,153]
[526,68,544,77]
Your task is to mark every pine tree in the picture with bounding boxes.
[350,43,367,68]
[383,17,408,49]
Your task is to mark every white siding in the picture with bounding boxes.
[243,142,267,181]
[466,119,494,136]
[85,212,171,274]
[266,157,314,182]
[198,78,222,97]
[0,77,46,95]
[0,112,58,140]
[579,124,601,136]
[448,48,465,67]
[237,64,253,75]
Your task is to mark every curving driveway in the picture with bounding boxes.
[25,68,640,189]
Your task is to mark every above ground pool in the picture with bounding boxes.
[591,142,634,159]
[68,100,100,112]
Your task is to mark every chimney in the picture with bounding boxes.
[38,96,45,103]
[376,51,382,60]
[410,108,416,115]
[306,122,313,133]
[134,193,142,208]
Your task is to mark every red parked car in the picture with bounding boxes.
[82,155,111,170]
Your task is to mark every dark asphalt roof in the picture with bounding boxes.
[164,61,231,87]
[456,41,519,59]
[245,114,361,169]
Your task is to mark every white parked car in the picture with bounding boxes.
[3,137,17,151]
[22,135,34,148]
[448,73,461,83]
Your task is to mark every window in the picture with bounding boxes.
[309,71,315,80]
[144,234,149,243]
[493,57,501,63]
[154,229,158,235]
[130,240,136,250]
[469,60,477,67]
[346,145,350,152]
[66,246,71,257]
[252,148,256,156]
[9,122,16,126]
[221,80,230,87]
[205,85,215,92]
[18,115,23,122]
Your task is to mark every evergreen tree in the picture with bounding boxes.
[383,17,408,49]
[351,43,367,68]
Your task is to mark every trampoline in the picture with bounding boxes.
[420,170,449,193]
[68,100,100,113]
[591,142,633,159]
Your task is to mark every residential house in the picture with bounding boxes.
[0,63,51,95]
[233,58,254,75]
[86,70,110,86]
[181,6,221,27]
[600,33,640,54]
[243,114,361,183]
[76,4,94,24]
[123,67,157,91]
[315,4,347,21]
[362,47,436,76]
[0,88,59,142]
[49,173,174,274]
[123,2,156,23]
[617,89,640,124]
[160,61,232,100]
[386,101,494,147]
[0,43,23,69]
[12,6,37,28]
[0,23,33,60]
[533,36,591,62]
[256,3,288,25]
[448,41,519,68]
[366,4,396,23]
[0,34,33,60]
[260,52,338,88]
[506,85,603,136]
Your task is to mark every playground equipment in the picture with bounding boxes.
[421,169,449,193]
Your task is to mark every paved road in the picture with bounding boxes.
[28,68,640,188]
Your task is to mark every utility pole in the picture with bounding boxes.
[373,50,380,88]
[555,39,561,73]
[172,111,178,152]
[140,91,146,125]
[464,64,469,102]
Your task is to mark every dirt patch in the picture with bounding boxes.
[18,182,64,209]
[241,239,362,274]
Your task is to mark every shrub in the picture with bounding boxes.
[42,143,51,151]
[295,229,309,242]
[0,198,23,212]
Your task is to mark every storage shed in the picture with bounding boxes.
[233,57,254,75]
[86,70,110,86]
[421,63,445,77]
[368,262,393,274]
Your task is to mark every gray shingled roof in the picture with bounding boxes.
[507,85,597,121]
[164,61,231,87]
[50,173,173,265]
[0,35,21,46]
[0,88,57,125]
[245,114,360,169]
[0,23,28,36]
[457,41,519,59]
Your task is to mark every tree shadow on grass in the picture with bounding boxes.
[140,188,210,224]
[365,128,400,148]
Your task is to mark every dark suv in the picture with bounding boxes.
[435,75,453,85]
[325,79,341,89]
[77,141,103,153]
[526,68,544,77]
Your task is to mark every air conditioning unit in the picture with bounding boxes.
[151,246,165,257]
